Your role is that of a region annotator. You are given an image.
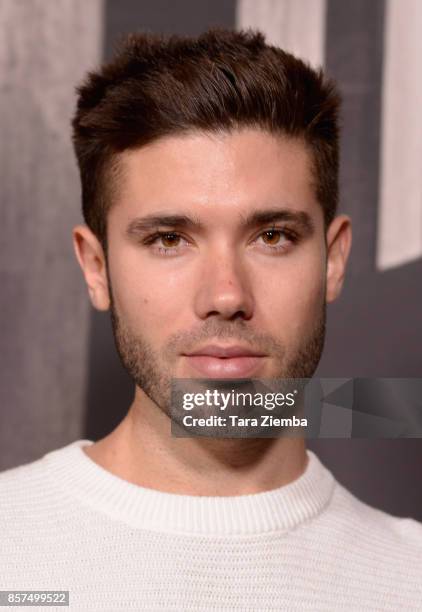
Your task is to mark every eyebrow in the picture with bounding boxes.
[125,208,315,237]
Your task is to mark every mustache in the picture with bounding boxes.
[164,323,285,358]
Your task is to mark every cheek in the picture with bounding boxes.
[109,251,191,330]
[257,249,325,337]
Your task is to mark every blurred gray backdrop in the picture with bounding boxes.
[1,0,421,520]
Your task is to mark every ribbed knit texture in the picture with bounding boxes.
[0,439,421,611]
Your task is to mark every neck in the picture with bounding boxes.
[84,388,308,496]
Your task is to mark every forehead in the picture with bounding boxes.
[110,128,321,226]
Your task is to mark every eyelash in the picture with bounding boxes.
[143,227,299,256]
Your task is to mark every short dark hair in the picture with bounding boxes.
[72,28,341,249]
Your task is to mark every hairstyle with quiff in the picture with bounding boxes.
[71,27,341,250]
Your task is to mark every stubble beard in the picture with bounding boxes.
[108,287,327,420]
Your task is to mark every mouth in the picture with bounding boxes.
[182,345,267,378]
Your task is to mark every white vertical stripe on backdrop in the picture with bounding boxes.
[376,0,422,270]
[236,0,327,68]
[0,0,104,468]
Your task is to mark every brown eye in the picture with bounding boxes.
[261,230,284,245]
[160,233,181,247]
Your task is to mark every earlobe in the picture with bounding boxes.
[325,215,352,303]
[72,225,110,311]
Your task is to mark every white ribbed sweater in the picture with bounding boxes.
[0,440,421,611]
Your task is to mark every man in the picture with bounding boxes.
[1,28,421,611]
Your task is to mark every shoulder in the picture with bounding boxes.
[0,452,50,492]
[308,450,422,555]
[0,452,61,564]
[306,475,422,607]
[0,441,90,523]
[331,479,422,544]
[0,450,59,519]
[323,479,422,576]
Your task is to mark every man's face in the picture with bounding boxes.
[100,128,331,412]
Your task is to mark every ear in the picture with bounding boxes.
[325,214,352,303]
[73,225,110,311]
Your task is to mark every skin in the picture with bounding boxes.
[73,127,352,496]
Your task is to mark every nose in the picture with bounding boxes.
[193,247,255,321]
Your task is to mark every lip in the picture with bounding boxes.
[184,344,266,358]
[182,345,267,378]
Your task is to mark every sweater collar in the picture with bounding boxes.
[44,439,335,536]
